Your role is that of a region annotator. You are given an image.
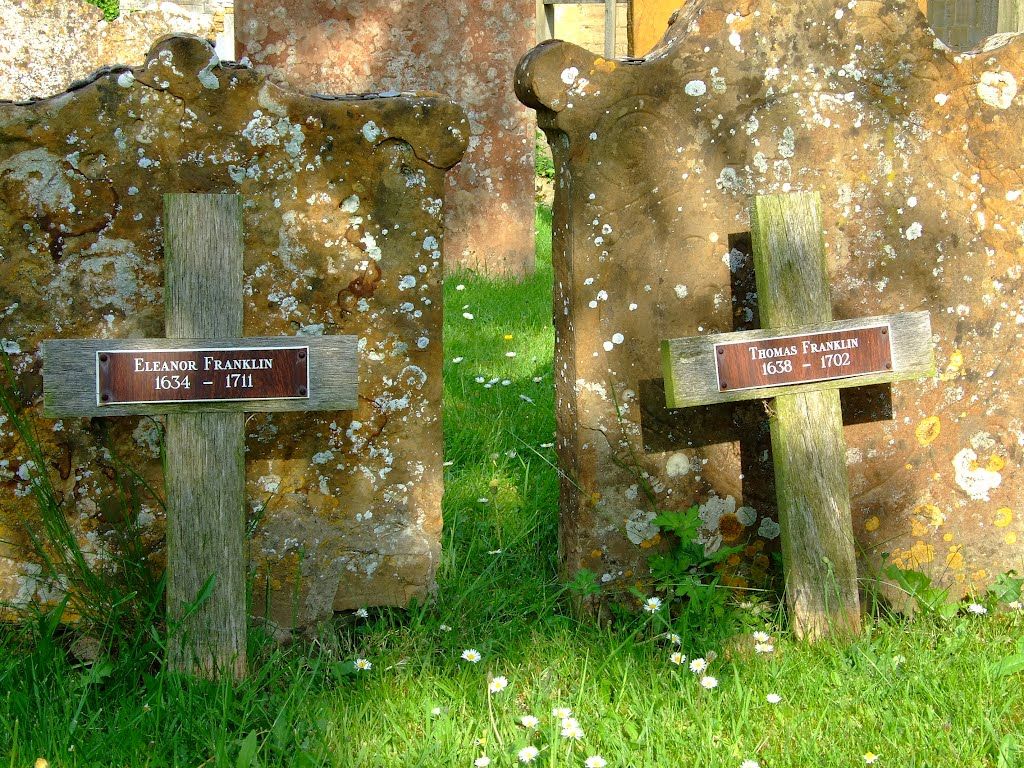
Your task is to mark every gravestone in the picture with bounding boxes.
[235,0,537,277]
[516,0,1024,602]
[0,35,467,631]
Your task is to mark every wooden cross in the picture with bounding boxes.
[660,192,935,640]
[41,194,358,677]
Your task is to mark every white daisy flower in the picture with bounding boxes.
[670,651,685,665]
[552,707,573,719]
[585,757,607,768]
[518,746,540,763]
[560,722,585,740]
[520,715,539,728]
[863,752,880,764]
[967,603,988,615]
[488,676,509,694]
[668,633,682,645]
[752,631,771,643]
[475,757,491,767]
[461,649,482,663]
[354,607,369,618]
[699,675,718,689]
[643,596,663,613]
[741,761,761,768]
[1008,600,1023,611]
[754,642,775,654]
[766,693,782,704]
[689,657,708,674]
[354,658,372,671]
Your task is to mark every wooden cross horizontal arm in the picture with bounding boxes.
[660,311,934,409]
[41,335,358,418]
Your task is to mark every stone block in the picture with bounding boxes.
[517,0,1024,599]
[235,0,537,277]
[0,35,467,628]
[0,0,220,102]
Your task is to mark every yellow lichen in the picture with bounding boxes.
[939,350,964,381]
[994,507,1013,527]
[943,532,954,542]
[915,416,941,446]
[911,518,929,538]
[946,546,964,570]
[593,58,617,73]
[590,548,603,559]
[908,540,936,566]
[1006,532,1018,546]
[864,515,880,532]
[986,454,1005,472]
[915,503,946,529]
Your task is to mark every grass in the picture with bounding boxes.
[1,204,1023,767]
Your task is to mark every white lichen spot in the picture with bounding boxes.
[778,127,796,159]
[728,31,742,50]
[674,284,689,299]
[625,509,659,545]
[666,452,690,477]
[977,70,1017,110]
[398,275,417,291]
[361,121,382,143]
[1006,190,1022,202]
[116,71,135,88]
[952,448,1002,501]
[312,450,334,465]
[934,93,949,106]
[612,332,624,344]
[904,222,923,240]
[684,80,708,97]
[560,67,579,85]
[758,517,781,539]
[341,194,360,213]
[736,506,757,526]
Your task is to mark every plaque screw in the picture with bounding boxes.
[298,386,308,397]
[99,354,109,363]
[886,363,892,370]
[721,382,728,389]
[717,348,724,355]
[298,350,307,360]
[881,328,888,335]
[100,393,111,402]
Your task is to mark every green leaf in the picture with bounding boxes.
[990,654,1024,678]
[236,730,259,768]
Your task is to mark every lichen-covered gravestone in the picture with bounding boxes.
[516,0,1024,599]
[0,34,467,630]
[235,0,537,277]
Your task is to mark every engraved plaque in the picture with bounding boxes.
[714,325,892,392]
[97,346,309,405]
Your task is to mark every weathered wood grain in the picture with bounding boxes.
[163,194,247,678]
[752,191,861,640]
[660,312,934,409]
[42,336,359,417]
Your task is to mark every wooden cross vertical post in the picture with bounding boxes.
[163,194,247,677]
[42,193,359,677]
[661,192,935,640]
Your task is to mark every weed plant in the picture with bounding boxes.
[0,206,1022,767]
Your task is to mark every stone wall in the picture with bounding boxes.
[236,0,537,277]
[0,0,220,102]
[0,35,466,628]
[518,0,1024,601]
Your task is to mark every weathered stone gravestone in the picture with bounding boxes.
[235,0,538,276]
[516,0,1024,604]
[0,35,467,632]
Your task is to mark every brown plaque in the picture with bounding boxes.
[715,325,892,392]
[97,346,309,405]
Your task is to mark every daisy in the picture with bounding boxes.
[741,761,760,768]
[585,757,607,768]
[354,607,369,618]
[461,649,482,663]
[754,642,775,654]
[668,633,682,645]
[354,658,372,671]
[520,715,539,728]
[752,631,771,643]
[431,707,442,716]
[475,757,491,767]
[643,596,663,613]
[863,753,880,764]
[488,676,509,694]
[552,707,573,719]
[967,603,987,615]
[670,651,685,665]
[462,312,475,320]
[699,675,718,689]
[766,693,782,704]
[1009,600,1023,611]
[506,351,516,358]
[560,722,585,740]
[689,657,708,674]
[439,624,452,632]
[518,746,540,763]
[452,357,464,364]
